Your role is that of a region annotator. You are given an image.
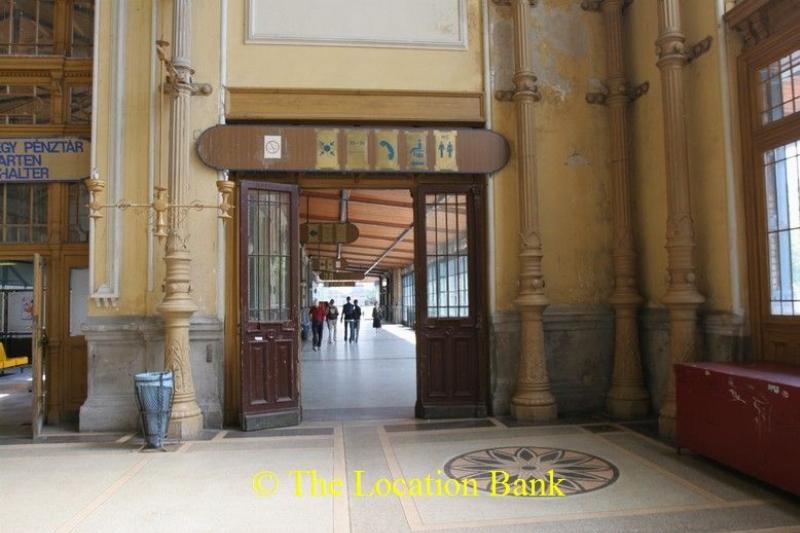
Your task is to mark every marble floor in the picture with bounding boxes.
[301,323,417,420]
[1,418,798,532]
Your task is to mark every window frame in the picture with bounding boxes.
[739,22,800,362]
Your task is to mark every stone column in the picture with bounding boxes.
[655,0,705,439]
[602,0,649,419]
[157,0,203,439]
[507,0,557,422]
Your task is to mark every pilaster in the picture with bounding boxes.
[499,0,557,422]
[655,0,705,439]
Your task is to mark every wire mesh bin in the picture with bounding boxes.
[134,371,174,449]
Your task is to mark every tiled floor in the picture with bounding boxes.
[1,419,798,532]
[3,329,799,531]
[301,323,416,419]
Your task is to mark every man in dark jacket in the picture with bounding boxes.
[341,297,354,342]
[352,299,362,342]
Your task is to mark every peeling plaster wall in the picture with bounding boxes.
[490,0,614,312]
[488,0,615,415]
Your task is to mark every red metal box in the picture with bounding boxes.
[676,362,800,496]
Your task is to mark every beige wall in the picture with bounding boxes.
[227,0,484,92]
[490,0,614,312]
[90,0,748,325]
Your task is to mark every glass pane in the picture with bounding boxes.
[247,189,291,322]
[758,49,800,125]
[0,85,51,124]
[424,193,469,319]
[0,0,56,56]
[70,0,94,57]
[765,140,800,315]
[68,182,89,242]
[68,85,91,123]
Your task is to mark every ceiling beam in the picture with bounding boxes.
[366,224,415,276]
[302,190,413,209]
[299,214,412,229]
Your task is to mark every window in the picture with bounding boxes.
[759,50,800,125]
[0,85,51,125]
[401,267,415,328]
[0,184,48,243]
[67,181,88,242]
[0,0,56,56]
[68,85,91,124]
[69,0,93,57]
[247,189,290,322]
[425,193,469,318]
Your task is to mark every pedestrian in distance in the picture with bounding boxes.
[326,299,339,343]
[372,305,382,331]
[309,302,326,351]
[352,299,362,342]
[341,296,355,342]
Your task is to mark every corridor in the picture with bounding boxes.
[301,321,416,421]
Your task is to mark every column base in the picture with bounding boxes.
[511,394,557,422]
[658,400,677,440]
[606,387,650,420]
[168,401,204,440]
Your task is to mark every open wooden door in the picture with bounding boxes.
[414,184,487,418]
[31,253,46,439]
[239,181,300,430]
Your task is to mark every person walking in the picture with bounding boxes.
[372,305,382,331]
[326,299,339,343]
[341,296,355,342]
[309,302,326,351]
[352,299,362,342]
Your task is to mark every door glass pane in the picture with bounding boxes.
[759,49,800,125]
[765,140,800,315]
[248,189,290,322]
[425,193,469,318]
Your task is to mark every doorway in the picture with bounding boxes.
[300,189,417,421]
[233,176,488,430]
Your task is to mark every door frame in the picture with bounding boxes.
[224,173,490,428]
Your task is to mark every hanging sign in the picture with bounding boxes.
[0,138,90,182]
[196,125,510,175]
[301,222,360,245]
[310,256,349,271]
[319,272,365,282]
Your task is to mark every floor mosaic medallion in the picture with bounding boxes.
[444,446,619,496]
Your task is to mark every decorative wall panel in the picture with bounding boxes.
[247,0,468,49]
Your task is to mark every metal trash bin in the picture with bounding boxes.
[134,371,174,449]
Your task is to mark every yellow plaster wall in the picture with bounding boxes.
[226,0,484,92]
[626,0,668,310]
[490,0,614,311]
[90,0,155,317]
[91,0,223,318]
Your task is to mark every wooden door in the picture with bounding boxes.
[239,181,300,430]
[31,254,46,439]
[414,184,487,418]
